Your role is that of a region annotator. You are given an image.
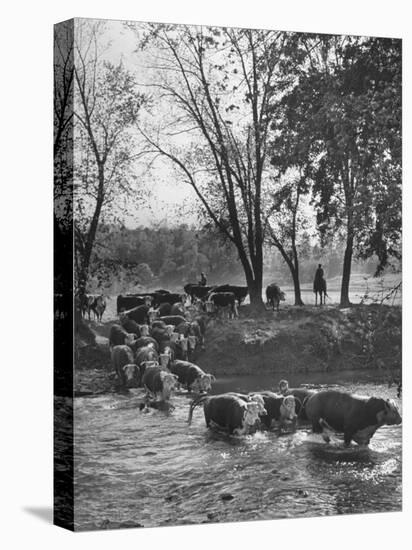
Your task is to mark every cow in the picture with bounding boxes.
[188,393,263,436]
[305,390,402,446]
[82,294,106,321]
[125,305,150,324]
[184,284,215,304]
[248,391,297,430]
[157,303,172,317]
[151,327,171,346]
[153,289,170,294]
[142,366,179,402]
[153,292,184,308]
[169,360,215,393]
[109,324,137,349]
[91,295,106,322]
[117,294,153,314]
[111,345,140,388]
[226,393,267,418]
[129,336,159,353]
[135,345,159,381]
[212,285,248,305]
[278,379,317,420]
[192,315,208,348]
[159,341,176,368]
[170,303,185,317]
[119,314,141,337]
[151,320,167,330]
[266,283,286,312]
[159,315,186,327]
[208,292,238,319]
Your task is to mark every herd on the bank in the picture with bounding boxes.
[78,282,287,323]
[83,285,401,449]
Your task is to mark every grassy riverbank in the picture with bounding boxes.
[74,304,401,396]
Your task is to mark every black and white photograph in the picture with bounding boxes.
[53,14,403,533]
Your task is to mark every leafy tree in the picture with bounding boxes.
[281,35,401,306]
[73,20,148,296]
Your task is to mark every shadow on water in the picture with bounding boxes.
[23,506,53,524]
[308,444,375,465]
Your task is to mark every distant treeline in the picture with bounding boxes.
[86,224,388,294]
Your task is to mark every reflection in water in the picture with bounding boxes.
[72,378,402,531]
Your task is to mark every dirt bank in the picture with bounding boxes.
[74,304,401,395]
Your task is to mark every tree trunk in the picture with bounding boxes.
[248,279,265,310]
[340,233,353,307]
[291,268,304,306]
[274,241,304,306]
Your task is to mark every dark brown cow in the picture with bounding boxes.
[109,324,137,349]
[305,390,402,446]
[248,391,297,430]
[207,292,238,319]
[278,379,317,420]
[266,284,286,312]
[188,393,262,436]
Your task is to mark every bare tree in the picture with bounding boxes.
[134,24,289,309]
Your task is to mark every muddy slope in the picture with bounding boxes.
[74,304,401,395]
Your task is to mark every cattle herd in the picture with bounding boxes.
[77,283,402,447]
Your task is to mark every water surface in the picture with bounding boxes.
[73,375,402,530]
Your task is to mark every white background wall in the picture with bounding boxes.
[0,1,410,549]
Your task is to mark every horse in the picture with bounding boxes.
[313,276,328,305]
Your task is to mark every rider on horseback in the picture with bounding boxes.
[313,264,328,305]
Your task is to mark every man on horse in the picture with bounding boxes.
[313,264,328,305]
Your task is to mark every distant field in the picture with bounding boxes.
[101,273,401,321]
[276,273,402,307]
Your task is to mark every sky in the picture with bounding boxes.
[76,18,319,231]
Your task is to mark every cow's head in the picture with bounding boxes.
[122,364,140,387]
[148,308,159,322]
[124,333,137,347]
[160,351,172,368]
[278,380,289,395]
[160,372,179,399]
[280,395,296,421]
[243,401,261,428]
[142,360,159,370]
[191,373,215,393]
[139,324,150,337]
[280,292,286,302]
[248,394,267,416]
[376,398,402,426]
[144,296,153,307]
[188,335,197,351]
[166,324,175,337]
[180,337,188,352]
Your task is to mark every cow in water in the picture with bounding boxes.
[305,390,402,446]
[111,345,140,388]
[266,284,286,312]
[142,366,179,402]
[188,393,264,436]
[247,391,297,430]
[169,360,215,393]
[278,379,317,420]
